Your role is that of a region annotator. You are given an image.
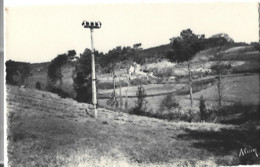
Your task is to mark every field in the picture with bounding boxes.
[7,85,260,166]
[179,73,260,107]
[99,73,260,112]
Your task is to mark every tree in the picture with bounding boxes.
[106,91,119,108]
[35,81,41,90]
[211,46,229,107]
[47,50,76,89]
[188,63,193,107]
[73,49,92,103]
[104,47,131,110]
[132,85,147,115]
[210,33,234,43]
[48,54,67,84]
[6,60,31,85]
[167,29,234,63]
[98,45,144,71]
[199,95,207,122]
[6,60,18,84]
[167,29,205,62]
[160,94,179,110]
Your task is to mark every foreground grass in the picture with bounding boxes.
[7,85,259,166]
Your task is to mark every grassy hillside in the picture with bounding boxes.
[192,45,259,62]
[7,85,260,166]
[99,74,259,113]
[140,44,171,60]
[179,73,260,107]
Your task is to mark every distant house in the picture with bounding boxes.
[128,65,135,76]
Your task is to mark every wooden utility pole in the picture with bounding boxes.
[217,71,222,106]
[215,48,223,107]
[188,63,193,107]
[119,75,122,110]
[125,76,129,110]
[112,69,116,103]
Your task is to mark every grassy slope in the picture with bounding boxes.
[7,85,260,167]
[179,73,260,107]
[99,74,260,112]
[26,62,50,89]
[192,45,259,62]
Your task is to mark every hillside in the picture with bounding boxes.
[192,45,259,62]
[7,85,260,166]
[9,43,258,116]
[140,44,171,60]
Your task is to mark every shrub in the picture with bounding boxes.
[153,106,199,122]
[49,87,70,98]
[47,54,68,83]
[73,49,92,103]
[180,108,197,122]
[130,77,149,86]
[160,94,179,110]
[35,81,41,90]
[131,85,147,116]
[6,60,31,85]
[199,95,207,122]
[106,91,119,108]
[211,64,231,75]
[207,102,260,124]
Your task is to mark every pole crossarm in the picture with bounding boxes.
[82,20,102,29]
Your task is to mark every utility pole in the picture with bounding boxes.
[119,74,123,110]
[82,21,102,118]
[125,74,129,110]
[188,63,193,107]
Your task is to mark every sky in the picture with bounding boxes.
[5,1,259,63]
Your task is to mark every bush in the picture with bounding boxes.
[73,49,92,103]
[180,108,199,122]
[207,102,260,124]
[130,77,149,86]
[131,85,147,116]
[47,54,68,83]
[151,106,199,122]
[199,95,207,122]
[211,64,231,75]
[6,60,31,85]
[160,94,179,110]
[35,82,41,90]
[106,91,119,108]
[49,87,70,98]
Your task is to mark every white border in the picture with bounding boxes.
[4,0,260,7]
[3,1,260,167]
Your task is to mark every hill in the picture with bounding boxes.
[6,42,259,111]
[192,45,259,62]
[140,44,171,60]
[7,85,260,166]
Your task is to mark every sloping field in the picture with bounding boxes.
[192,46,259,62]
[179,73,260,107]
[6,85,260,166]
[99,74,259,112]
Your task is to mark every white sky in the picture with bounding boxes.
[5,1,259,63]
